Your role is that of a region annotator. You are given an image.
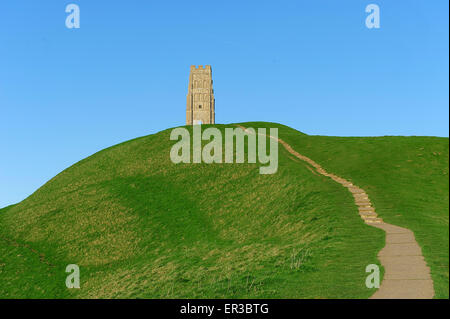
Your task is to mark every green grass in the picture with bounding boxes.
[0,122,447,298]
[245,122,449,298]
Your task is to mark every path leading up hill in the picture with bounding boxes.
[1,123,442,298]
[0,124,385,298]
[239,125,435,299]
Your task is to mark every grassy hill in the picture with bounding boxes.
[0,122,447,298]
[251,122,449,298]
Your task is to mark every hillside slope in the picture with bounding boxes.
[249,122,449,298]
[0,123,385,298]
[1,122,447,298]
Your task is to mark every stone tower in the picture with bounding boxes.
[186,65,215,125]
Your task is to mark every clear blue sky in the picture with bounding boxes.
[1,0,448,207]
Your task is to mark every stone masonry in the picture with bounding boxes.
[186,65,215,125]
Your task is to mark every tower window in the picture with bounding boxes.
[198,105,202,109]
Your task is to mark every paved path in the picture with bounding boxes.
[238,125,434,299]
